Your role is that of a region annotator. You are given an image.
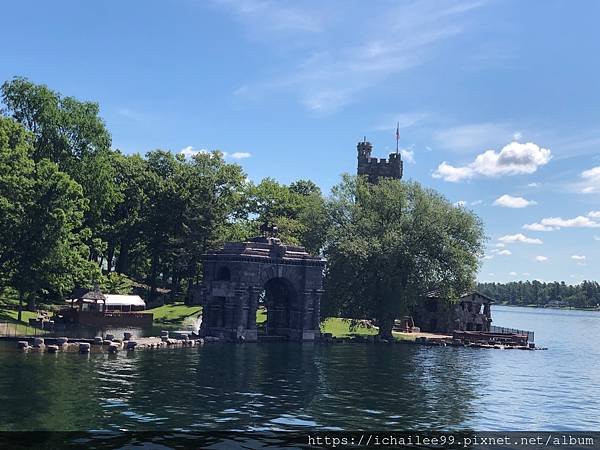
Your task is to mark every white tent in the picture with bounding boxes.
[104,295,146,308]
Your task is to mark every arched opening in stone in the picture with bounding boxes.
[259,277,297,337]
[208,296,226,328]
[216,266,231,281]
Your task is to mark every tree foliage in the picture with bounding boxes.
[0,117,98,317]
[323,176,485,338]
[478,280,600,308]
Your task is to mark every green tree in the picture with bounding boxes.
[323,175,485,338]
[1,77,119,263]
[0,117,99,319]
[100,273,134,295]
[248,178,327,254]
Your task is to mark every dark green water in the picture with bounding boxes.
[1,306,599,432]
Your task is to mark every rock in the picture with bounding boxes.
[123,332,132,341]
[160,330,169,338]
[56,337,69,346]
[108,344,119,354]
[17,341,29,350]
[33,337,45,348]
[105,334,115,341]
[93,337,103,345]
[102,340,112,346]
[47,345,59,354]
[79,343,91,353]
[126,341,137,350]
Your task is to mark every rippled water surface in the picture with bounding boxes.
[1,306,599,431]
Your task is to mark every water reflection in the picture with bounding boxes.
[1,342,484,431]
[2,306,600,432]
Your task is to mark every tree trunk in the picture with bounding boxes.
[116,239,130,274]
[17,291,23,322]
[148,254,159,302]
[378,315,394,340]
[186,259,197,304]
[170,269,179,302]
[27,294,36,312]
[107,240,115,273]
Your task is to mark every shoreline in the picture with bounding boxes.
[496,303,600,312]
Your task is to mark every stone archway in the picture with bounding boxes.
[197,236,325,342]
[262,277,297,337]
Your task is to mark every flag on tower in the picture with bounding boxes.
[395,122,400,154]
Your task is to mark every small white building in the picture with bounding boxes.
[66,294,146,312]
[104,295,146,312]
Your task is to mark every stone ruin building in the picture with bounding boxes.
[357,139,403,183]
[196,235,325,342]
[411,291,494,334]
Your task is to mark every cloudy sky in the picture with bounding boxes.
[2,0,599,283]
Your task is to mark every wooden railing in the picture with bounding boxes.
[490,325,534,342]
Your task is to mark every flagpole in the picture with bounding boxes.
[395,122,399,155]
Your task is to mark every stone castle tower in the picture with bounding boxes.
[357,139,403,183]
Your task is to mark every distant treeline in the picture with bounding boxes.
[477,281,600,308]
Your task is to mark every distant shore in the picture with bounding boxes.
[496,303,600,312]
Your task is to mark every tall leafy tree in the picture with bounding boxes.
[248,178,327,254]
[323,175,485,338]
[1,77,119,262]
[0,117,99,318]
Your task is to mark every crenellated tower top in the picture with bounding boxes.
[357,139,403,183]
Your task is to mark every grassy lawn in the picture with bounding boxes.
[0,301,48,336]
[149,302,202,324]
[0,309,38,323]
[320,317,378,338]
[321,317,416,341]
[146,303,415,342]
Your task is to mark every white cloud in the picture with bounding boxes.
[522,272,530,276]
[523,222,555,232]
[513,131,523,141]
[434,162,474,182]
[400,149,415,164]
[588,211,600,218]
[483,255,494,260]
[496,249,512,256]
[433,142,552,182]
[494,243,506,248]
[228,152,252,159]
[580,166,600,193]
[493,194,537,208]
[527,182,540,188]
[226,1,484,114]
[180,147,251,160]
[509,271,517,276]
[571,255,586,261]
[525,216,600,230]
[454,199,483,208]
[180,146,207,158]
[498,233,543,245]
[535,255,548,262]
[433,123,515,153]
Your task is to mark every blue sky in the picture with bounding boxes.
[2,0,599,283]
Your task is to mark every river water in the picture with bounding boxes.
[1,306,599,433]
